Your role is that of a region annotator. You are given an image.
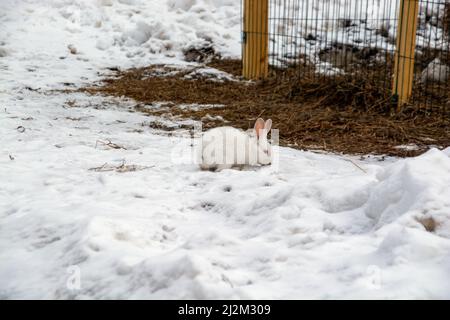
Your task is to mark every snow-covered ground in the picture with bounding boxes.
[1,0,450,299]
[271,0,448,70]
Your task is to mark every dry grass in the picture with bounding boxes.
[416,216,439,233]
[81,59,450,157]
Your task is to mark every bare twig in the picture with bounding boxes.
[89,161,154,173]
[344,158,367,174]
[95,139,127,150]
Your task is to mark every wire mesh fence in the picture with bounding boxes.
[241,0,450,113]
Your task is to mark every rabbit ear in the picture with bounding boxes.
[254,118,265,138]
[264,119,272,132]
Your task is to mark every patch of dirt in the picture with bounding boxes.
[183,43,219,63]
[417,216,439,233]
[81,59,450,157]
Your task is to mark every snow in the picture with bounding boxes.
[269,0,448,70]
[1,0,450,299]
[421,58,450,83]
[0,0,241,92]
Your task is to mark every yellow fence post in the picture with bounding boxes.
[393,0,420,107]
[243,0,269,80]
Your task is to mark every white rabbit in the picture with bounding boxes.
[199,118,272,171]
